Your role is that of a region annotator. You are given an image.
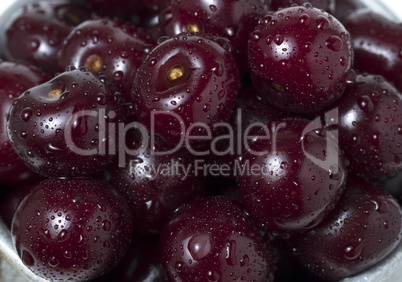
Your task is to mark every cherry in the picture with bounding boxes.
[11,178,134,281]
[3,0,93,75]
[248,4,354,113]
[334,74,402,180]
[271,0,335,14]
[110,145,206,233]
[1,1,402,281]
[158,0,270,71]
[114,234,169,282]
[58,18,155,98]
[7,67,125,178]
[237,118,347,236]
[288,177,402,280]
[343,9,402,92]
[160,196,276,281]
[0,61,48,186]
[205,83,294,177]
[132,32,240,145]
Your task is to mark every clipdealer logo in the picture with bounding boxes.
[63,108,340,177]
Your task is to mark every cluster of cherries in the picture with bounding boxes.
[0,0,401,281]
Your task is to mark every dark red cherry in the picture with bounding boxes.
[7,67,125,178]
[59,18,155,98]
[237,118,347,236]
[343,9,402,92]
[271,0,335,14]
[160,196,276,282]
[0,61,48,186]
[114,234,169,282]
[11,178,134,281]
[288,177,402,280]
[3,0,93,75]
[334,74,402,180]
[248,4,354,113]
[205,84,294,177]
[158,0,270,71]
[132,32,240,145]
[110,145,205,233]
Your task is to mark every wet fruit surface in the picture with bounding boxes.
[248,4,354,113]
[11,179,134,281]
[7,67,125,178]
[132,32,240,145]
[158,0,270,71]
[288,176,402,280]
[3,0,93,75]
[59,18,155,97]
[160,196,275,282]
[110,144,205,233]
[237,118,347,235]
[335,74,402,180]
[0,61,48,186]
[343,9,402,92]
[1,0,402,281]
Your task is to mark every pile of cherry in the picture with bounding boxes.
[0,0,401,281]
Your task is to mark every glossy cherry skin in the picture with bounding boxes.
[114,234,169,282]
[0,61,48,186]
[334,74,402,180]
[110,146,205,233]
[237,118,347,236]
[132,33,240,145]
[271,0,335,14]
[11,179,134,281]
[158,0,270,71]
[288,177,402,280]
[7,67,125,178]
[248,4,354,113]
[3,0,93,75]
[160,196,276,282]
[205,83,294,177]
[59,18,155,98]
[343,9,402,92]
